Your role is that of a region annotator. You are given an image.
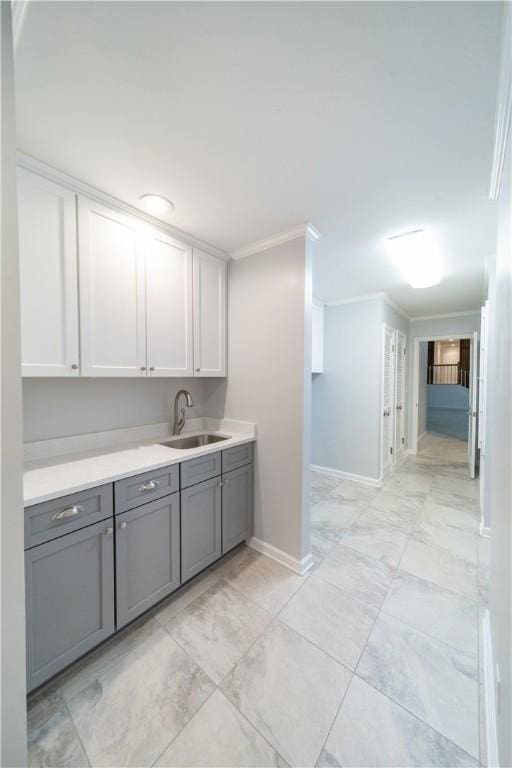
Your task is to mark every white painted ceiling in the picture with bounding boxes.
[15,1,502,317]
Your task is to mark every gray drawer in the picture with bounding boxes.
[180,451,221,489]
[222,442,253,473]
[114,464,179,514]
[25,484,113,550]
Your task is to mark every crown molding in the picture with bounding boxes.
[490,4,511,201]
[410,309,480,322]
[325,291,411,321]
[230,223,321,261]
[16,152,230,261]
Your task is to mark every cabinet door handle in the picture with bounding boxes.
[224,479,229,487]
[217,480,224,487]
[138,480,160,492]
[119,521,127,530]
[105,527,113,535]
[71,363,79,370]
[51,504,83,521]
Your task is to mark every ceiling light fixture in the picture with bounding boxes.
[138,194,175,217]
[387,229,441,289]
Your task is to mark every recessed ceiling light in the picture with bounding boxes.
[387,229,441,289]
[138,194,175,217]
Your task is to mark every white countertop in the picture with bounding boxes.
[24,419,256,507]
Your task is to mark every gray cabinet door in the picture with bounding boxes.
[181,476,221,582]
[222,464,253,554]
[116,494,181,629]
[25,519,115,692]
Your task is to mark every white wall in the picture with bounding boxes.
[23,377,208,442]
[0,2,28,763]
[418,341,428,438]
[311,298,382,481]
[206,236,312,565]
[311,297,410,482]
[407,312,480,448]
[486,132,511,766]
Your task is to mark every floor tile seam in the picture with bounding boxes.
[271,613,365,676]
[351,670,480,763]
[375,607,480,663]
[153,574,223,627]
[158,621,219,690]
[208,685,291,767]
[312,667,354,768]
[399,533,479,580]
[408,527,479,568]
[285,567,387,620]
[309,565,389,613]
[166,574,276,629]
[61,693,93,768]
[148,685,218,768]
[353,668,481,761]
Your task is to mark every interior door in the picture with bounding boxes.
[394,331,406,460]
[78,198,146,376]
[145,228,193,376]
[468,331,479,479]
[381,324,396,476]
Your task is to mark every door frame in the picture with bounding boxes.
[411,333,474,454]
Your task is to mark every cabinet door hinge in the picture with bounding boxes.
[390,446,393,455]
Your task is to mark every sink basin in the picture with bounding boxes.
[159,434,230,450]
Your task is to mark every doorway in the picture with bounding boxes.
[412,332,479,477]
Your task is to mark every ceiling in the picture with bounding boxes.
[15,1,502,317]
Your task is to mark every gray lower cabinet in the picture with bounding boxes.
[181,476,222,583]
[222,464,253,553]
[115,494,181,629]
[25,519,115,692]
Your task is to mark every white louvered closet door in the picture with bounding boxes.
[382,324,396,476]
[394,331,406,460]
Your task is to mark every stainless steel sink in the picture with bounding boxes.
[159,434,230,450]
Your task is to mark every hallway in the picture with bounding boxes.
[311,432,486,766]
[27,435,487,768]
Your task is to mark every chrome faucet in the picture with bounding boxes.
[172,389,194,435]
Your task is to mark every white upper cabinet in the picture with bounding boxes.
[193,249,227,377]
[312,300,324,374]
[145,228,193,377]
[78,198,146,377]
[17,168,80,376]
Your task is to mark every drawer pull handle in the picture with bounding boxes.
[51,504,83,521]
[138,480,160,493]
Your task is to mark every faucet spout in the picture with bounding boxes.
[172,389,194,435]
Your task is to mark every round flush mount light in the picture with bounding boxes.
[138,194,175,217]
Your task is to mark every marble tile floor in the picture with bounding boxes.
[27,433,487,768]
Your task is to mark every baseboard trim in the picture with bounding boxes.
[311,464,382,488]
[480,521,491,539]
[482,608,500,767]
[247,537,313,576]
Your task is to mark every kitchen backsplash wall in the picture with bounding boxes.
[22,378,211,442]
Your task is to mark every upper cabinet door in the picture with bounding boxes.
[145,229,193,376]
[78,198,146,377]
[193,249,227,377]
[18,169,80,376]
